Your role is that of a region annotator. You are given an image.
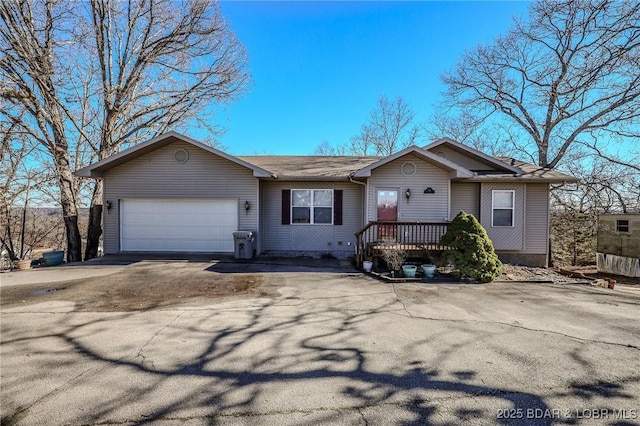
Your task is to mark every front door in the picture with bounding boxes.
[377,189,398,240]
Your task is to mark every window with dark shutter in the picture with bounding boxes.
[284,189,339,225]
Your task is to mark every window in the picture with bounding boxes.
[616,219,630,233]
[492,190,514,227]
[291,189,333,224]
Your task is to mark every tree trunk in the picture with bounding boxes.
[55,154,83,263]
[64,214,82,262]
[85,181,103,260]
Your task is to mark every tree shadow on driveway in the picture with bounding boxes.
[2,286,639,425]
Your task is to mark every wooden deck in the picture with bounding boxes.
[364,242,449,268]
[355,221,451,266]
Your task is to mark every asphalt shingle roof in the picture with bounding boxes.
[237,156,381,179]
[238,155,577,182]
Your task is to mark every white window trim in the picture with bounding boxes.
[491,190,515,227]
[291,189,334,225]
[616,219,630,234]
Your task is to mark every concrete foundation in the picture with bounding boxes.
[496,252,547,268]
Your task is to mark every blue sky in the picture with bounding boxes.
[217,1,531,155]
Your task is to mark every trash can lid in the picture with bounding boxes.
[233,231,254,237]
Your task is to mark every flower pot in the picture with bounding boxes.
[421,264,437,278]
[402,265,417,278]
[42,250,64,267]
[15,259,32,270]
[362,260,373,272]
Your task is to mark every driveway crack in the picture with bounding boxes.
[4,366,97,423]
[136,311,185,368]
[401,311,640,351]
[391,283,414,318]
[357,406,369,425]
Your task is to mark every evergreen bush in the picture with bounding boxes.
[440,211,502,283]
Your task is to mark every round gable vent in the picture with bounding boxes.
[174,149,189,163]
[401,161,417,177]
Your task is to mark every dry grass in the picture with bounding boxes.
[0,264,267,312]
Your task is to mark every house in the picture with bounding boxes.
[597,214,640,277]
[75,131,578,267]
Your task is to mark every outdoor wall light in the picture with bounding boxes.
[244,200,251,214]
[105,200,112,211]
[424,187,435,194]
[405,189,411,200]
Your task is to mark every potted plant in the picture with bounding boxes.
[14,257,33,270]
[402,264,417,278]
[42,249,65,266]
[362,259,373,272]
[421,264,437,278]
[2,242,33,270]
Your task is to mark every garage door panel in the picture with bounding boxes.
[120,199,237,252]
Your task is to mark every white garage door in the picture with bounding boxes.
[120,199,238,252]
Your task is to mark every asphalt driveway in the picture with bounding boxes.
[1,260,639,425]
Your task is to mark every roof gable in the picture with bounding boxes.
[424,137,522,174]
[75,131,273,178]
[351,145,474,178]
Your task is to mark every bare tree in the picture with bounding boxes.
[313,95,421,156]
[441,0,640,170]
[313,140,349,156]
[426,110,524,159]
[0,0,250,261]
[0,1,84,261]
[438,0,640,267]
[552,156,640,214]
[351,95,421,156]
[1,124,62,262]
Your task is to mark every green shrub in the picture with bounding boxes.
[440,211,502,283]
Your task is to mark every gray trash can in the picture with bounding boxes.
[233,231,255,259]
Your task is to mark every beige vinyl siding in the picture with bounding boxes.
[525,184,549,253]
[260,181,364,255]
[450,182,480,219]
[477,183,549,254]
[480,182,525,250]
[367,154,450,222]
[428,146,498,171]
[102,140,258,253]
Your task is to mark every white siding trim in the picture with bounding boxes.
[447,180,451,220]
[523,185,527,247]
[491,190,515,227]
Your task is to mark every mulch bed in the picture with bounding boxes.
[365,269,478,284]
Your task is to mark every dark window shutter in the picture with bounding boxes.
[281,189,291,225]
[334,190,343,225]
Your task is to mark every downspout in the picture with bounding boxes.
[349,174,368,259]
[256,179,261,255]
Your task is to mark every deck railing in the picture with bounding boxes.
[354,221,450,265]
